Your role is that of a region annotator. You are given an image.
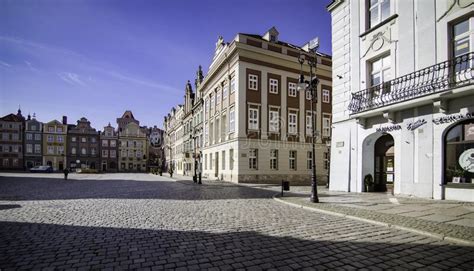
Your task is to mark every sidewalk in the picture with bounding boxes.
[275,186,474,246]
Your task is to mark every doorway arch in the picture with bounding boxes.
[374,134,395,192]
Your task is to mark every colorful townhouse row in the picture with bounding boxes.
[0,109,164,172]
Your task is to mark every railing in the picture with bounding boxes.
[349,52,474,114]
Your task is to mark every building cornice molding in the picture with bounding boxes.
[327,0,344,12]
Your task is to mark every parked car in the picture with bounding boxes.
[29,166,53,173]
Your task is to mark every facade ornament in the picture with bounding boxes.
[362,30,397,58]
[437,0,473,22]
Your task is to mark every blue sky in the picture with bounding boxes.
[0,0,332,129]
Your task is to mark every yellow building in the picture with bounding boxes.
[43,119,68,171]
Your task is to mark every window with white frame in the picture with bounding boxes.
[368,0,390,29]
[248,74,258,90]
[222,150,225,170]
[307,151,313,170]
[26,144,33,153]
[57,135,63,143]
[269,109,279,133]
[26,133,33,140]
[210,94,214,111]
[306,89,312,100]
[249,149,258,169]
[223,82,228,99]
[91,148,96,156]
[323,89,330,103]
[306,111,314,135]
[71,136,76,142]
[216,90,221,105]
[289,150,297,170]
[270,149,278,170]
[102,150,108,158]
[47,135,54,142]
[102,140,108,147]
[47,146,54,154]
[269,78,278,94]
[288,111,297,134]
[288,82,297,97]
[34,144,41,154]
[48,126,54,132]
[81,148,86,155]
[452,17,473,73]
[110,150,116,158]
[230,76,236,93]
[110,140,116,147]
[229,107,235,133]
[35,134,41,140]
[71,147,76,155]
[248,108,259,130]
[323,114,331,137]
[229,149,234,170]
[57,127,63,133]
[81,137,87,143]
[370,55,391,87]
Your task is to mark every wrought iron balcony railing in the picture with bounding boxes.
[349,52,474,114]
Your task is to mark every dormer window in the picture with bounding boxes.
[270,35,276,42]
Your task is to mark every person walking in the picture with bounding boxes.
[63,168,69,180]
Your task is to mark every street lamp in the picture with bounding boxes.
[326,140,331,188]
[297,52,320,203]
[191,130,202,184]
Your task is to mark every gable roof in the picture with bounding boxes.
[0,113,24,122]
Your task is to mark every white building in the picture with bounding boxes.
[327,0,473,201]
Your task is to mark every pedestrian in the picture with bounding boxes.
[63,168,69,180]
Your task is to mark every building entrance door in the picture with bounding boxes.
[374,134,394,193]
[102,162,107,172]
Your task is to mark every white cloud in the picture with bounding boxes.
[0,60,11,68]
[24,60,39,72]
[57,72,86,86]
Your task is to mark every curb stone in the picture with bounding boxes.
[272,194,474,247]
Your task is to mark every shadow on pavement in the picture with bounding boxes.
[0,221,472,269]
[0,176,276,201]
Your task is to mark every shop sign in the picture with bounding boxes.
[458,148,474,173]
[407,119,427,131]
[432,112,473,125]
[376,125,401,132]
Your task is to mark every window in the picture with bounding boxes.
[81,137,87,143]
[91,148,96,156]
[249,149,258,169]
[210,94,214,111]
[91,137,96,143]
[57,135,63,143]
[47,146,54,154]
[222,82,228,100]
[26,133,33,140]
[204,154,208,170]
[452,17,473,73]
[71,137,76,142]
[13,159,18,167]
[110,150,116,158]
[72,147,76,155]
[3,159,8,167]
[210,153,213,170]
[306,111,314,135]
[270,149,278,170]
[444,119,474,184]
[306,89,312,100]
[216,90,221,105]
[269,78,278,94]
[269,109,279,133]
[47,135,54,142]
[288,112,298,134]
[289,150,297,170]
[26,144,33,153]
[31,125,36,130]
[229,107,235,133]
[57,127,63,133]
[248,74,258,90]
[323,114,331,137]
[229,149,234,170]
[222,151,225,170]
[110,140,116,147]
[323,89,330,103]
[288,82,297,97]
[48,126,54,132]
[369,0,390,29]
[102,140,108,147]
[230,76,236,93]
[35,134,41,140]
[34,144,41,154]
[370,55,391,87]
[81,148,86,155]
[248,108,259,130]
[58,146,64,155]
[324,152,329,170]
[307,151,313,170]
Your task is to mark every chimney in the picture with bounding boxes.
[62,116,67,125]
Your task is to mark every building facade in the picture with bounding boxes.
[100,123,118,172]
[24,114,43,168]
[43,118,67,171]
[67,117,100,171]
[327,0,473,201]
[118,117,148,172]
[164,105,184,173]
[164,28,333,184]
[148,126,164,171]
[0,110,25,170]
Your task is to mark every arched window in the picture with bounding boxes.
[444,118,474,184]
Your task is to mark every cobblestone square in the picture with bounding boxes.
[1,173,473,270]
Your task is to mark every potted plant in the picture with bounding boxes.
[449,167,467,183]
[364,174,374,192]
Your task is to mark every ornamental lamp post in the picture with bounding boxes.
[297,50,320,203]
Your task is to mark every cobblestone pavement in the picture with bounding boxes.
[0,173,473,270]
[270,186,474,244]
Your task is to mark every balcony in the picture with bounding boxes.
[349,52,473,114]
